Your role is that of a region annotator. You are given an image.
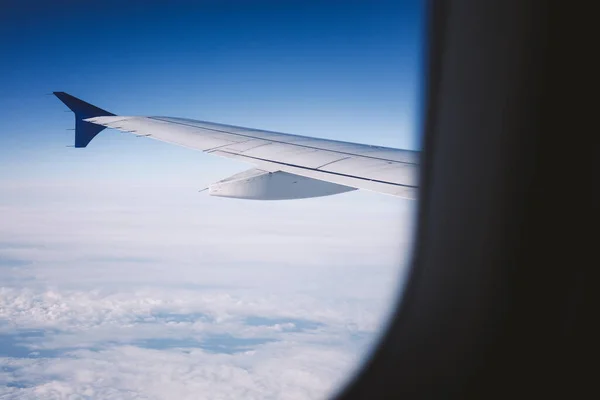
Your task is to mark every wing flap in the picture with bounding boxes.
[210,150,417,199]
[319,157,419,188]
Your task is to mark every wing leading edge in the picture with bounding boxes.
[54,92,419,200]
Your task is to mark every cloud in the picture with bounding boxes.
[0,179,415,399]
[1,342,360,400]
[0,287,377,399]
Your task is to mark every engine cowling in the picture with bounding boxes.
[208,168,356,200]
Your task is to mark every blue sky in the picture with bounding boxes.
[0,0,424,180]
[0,1,424,398]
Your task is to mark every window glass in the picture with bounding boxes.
[0,1,424,398]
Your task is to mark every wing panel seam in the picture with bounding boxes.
[315,156,352,169]
[215,150,416,189]
[149,117,418,166]
[204,139,254,153]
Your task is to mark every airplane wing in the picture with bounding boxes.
[54,92,419,200]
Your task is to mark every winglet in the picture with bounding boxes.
[53,92,115,148]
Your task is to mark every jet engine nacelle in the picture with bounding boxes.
[208,168,356,200]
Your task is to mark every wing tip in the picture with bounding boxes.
[53,92,115,148]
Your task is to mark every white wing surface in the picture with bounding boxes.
[55,92,419,200]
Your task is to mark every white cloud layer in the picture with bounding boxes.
[0,287,370,400]
[0,179,416,399]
